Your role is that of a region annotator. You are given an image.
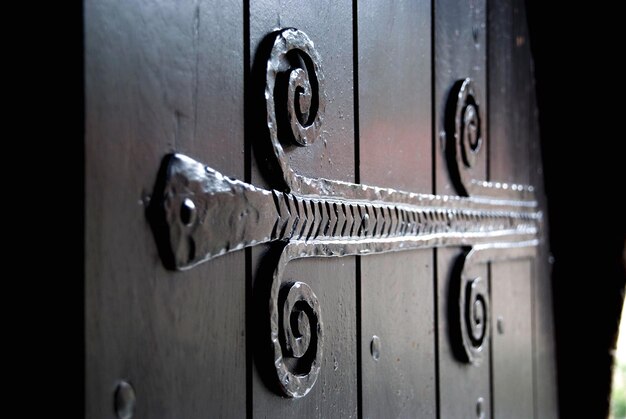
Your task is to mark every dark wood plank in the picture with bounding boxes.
[434,0,491,417]
[488,0,530,186]
[436,249,491,418]
[529,114,560,418]
[357,0,431,193]
[85,1,246,417]
[357,0,435,417]
[251,257,358,418]
[526,38,561,419]
[488,1,558,416]
[359,254,436,418]
[491,261,534,418]
[248,1,357,417]
[249,0,356,186]
[487,2,533,417]
[434,0,488,196]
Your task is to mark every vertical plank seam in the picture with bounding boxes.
[243,1,252,417]
[488,263,495,418]
[353,0,360,186]
[431,0,441,417]
[531,259,538,419]
[485,0,491,184]
[486,1,493,416]
[352,1,363,417]
[433,248,441,419]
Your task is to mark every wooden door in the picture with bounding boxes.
[85,0,558,417]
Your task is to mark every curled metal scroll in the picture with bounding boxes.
[445,78,535,200]
[147,29,543,397]
[452,78,483,178]
[266,28,326,191]
[454,243,538,364]
[270,246,324,398]
[456,250,490,365]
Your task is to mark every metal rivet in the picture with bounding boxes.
[476,397,485,419]
[497,316,505,334]
[180,198,196,226]
[114,381,136,419]
[370,335,381,361]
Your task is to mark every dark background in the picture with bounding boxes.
[526,1,626,417]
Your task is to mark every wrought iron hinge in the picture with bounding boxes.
[147,29,542,398]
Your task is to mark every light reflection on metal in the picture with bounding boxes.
[150,154,540,271]
[445,77,535,200]
[147,29,542,397]
[267,29,324,153]
[274,279,322,397]
[454,243,537,365]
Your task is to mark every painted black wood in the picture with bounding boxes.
[85,1,561,418]
[85,1,246,417]
[488,1,558,417]
[434,0,492,417]
[248,1,358,417]
[357,1,435,417]
[488,1,533,417]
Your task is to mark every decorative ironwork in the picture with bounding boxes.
[445,77,535,200]
[273,278,322,398]
[150,154,539,271]
[147,28,542,397]
[454,244,537,364]
[267,29,325,147]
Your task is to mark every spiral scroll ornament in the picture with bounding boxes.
[281,282,321,359]
[264,28,327,192]
[446,78,485,197]
[268,28,324,147]
[461,276,490,363]
[456,79,483,169]
[269,249,324,398]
